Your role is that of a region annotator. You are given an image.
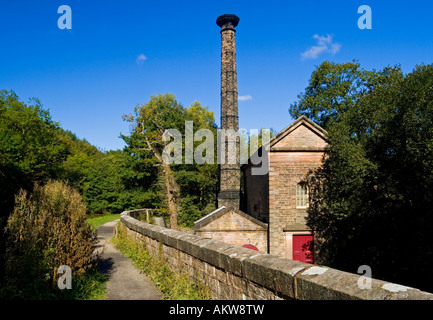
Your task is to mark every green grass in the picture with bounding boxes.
[0,263,109,300]
[78,214,121,300]
[64,266,108,300]
[86,213,121,230]
[82,213,122,300]
[113,223,212,300]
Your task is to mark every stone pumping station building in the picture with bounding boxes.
[193,14,327,264]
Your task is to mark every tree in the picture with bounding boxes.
[174,101,219,227]
[55,128,104,192]
[305,63,433,292]
[122,94,219,229]
[289,60,402,129]
[122,94,187,230]
[82,150,158,214]
[0,90,69,224]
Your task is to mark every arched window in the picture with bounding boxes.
[296,183,309,208]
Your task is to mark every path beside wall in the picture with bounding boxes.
[119,210,433,300]
[97,220,163,300]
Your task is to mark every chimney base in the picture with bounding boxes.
[218,190,240,209]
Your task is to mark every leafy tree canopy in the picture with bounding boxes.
[0,90,69,219]
[122,93,219,228]
[289,60,403,128]
[304,63,433,292]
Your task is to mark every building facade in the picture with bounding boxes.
[194,14,327,265]
[193,206,268,253]
[243,115,327,261]
[194,115,327,263]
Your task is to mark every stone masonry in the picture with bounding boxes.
[243,116,327,258]
[243,164,269,223]
[217,14,241,209]
[193,206,268,253]
[119,209,433,300]
[267,117,327,258]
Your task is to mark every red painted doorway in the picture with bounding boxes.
[292,235,314,264]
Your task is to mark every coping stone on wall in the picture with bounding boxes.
[120,210,433,300]
[161,228,186,248]
[243,253,308,299]
[177,234,214,258]
[294,265,433,300]
[219,245,261,277]
[295,266,373,300]
[134,221,149,236]
[153,227,179,246]
[197,239,231,269]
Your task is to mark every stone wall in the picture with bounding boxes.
[268,151,324,257]
[242,117,328,259]
[243,164,269,223]
[194,208,268,253]
[271,123,326,151]
[118,209,433,300]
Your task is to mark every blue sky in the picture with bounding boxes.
[1,1,432,151]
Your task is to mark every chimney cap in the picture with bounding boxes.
[216,14,240,28]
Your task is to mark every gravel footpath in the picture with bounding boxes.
[96,220,163,300]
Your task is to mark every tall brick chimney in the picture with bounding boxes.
[217,14,240,209]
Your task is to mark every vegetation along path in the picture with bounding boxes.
[96,220,163,300]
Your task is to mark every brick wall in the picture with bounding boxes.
[119,210,433,300]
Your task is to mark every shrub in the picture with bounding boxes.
[3,180,97,299]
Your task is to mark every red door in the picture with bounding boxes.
[293,235,314,264]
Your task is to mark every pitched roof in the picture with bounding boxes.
[241,115,327,170]
[268,115,327,149]
[193,206,267,231]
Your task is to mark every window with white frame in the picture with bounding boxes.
[296,183,309,208]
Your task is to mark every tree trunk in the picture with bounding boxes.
[145,137,180,230]
[162,162,179,230]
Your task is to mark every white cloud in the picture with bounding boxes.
[238,94,252,101]
[330,43,342,54]
[301,34,341,60]
[136,53,147,65]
